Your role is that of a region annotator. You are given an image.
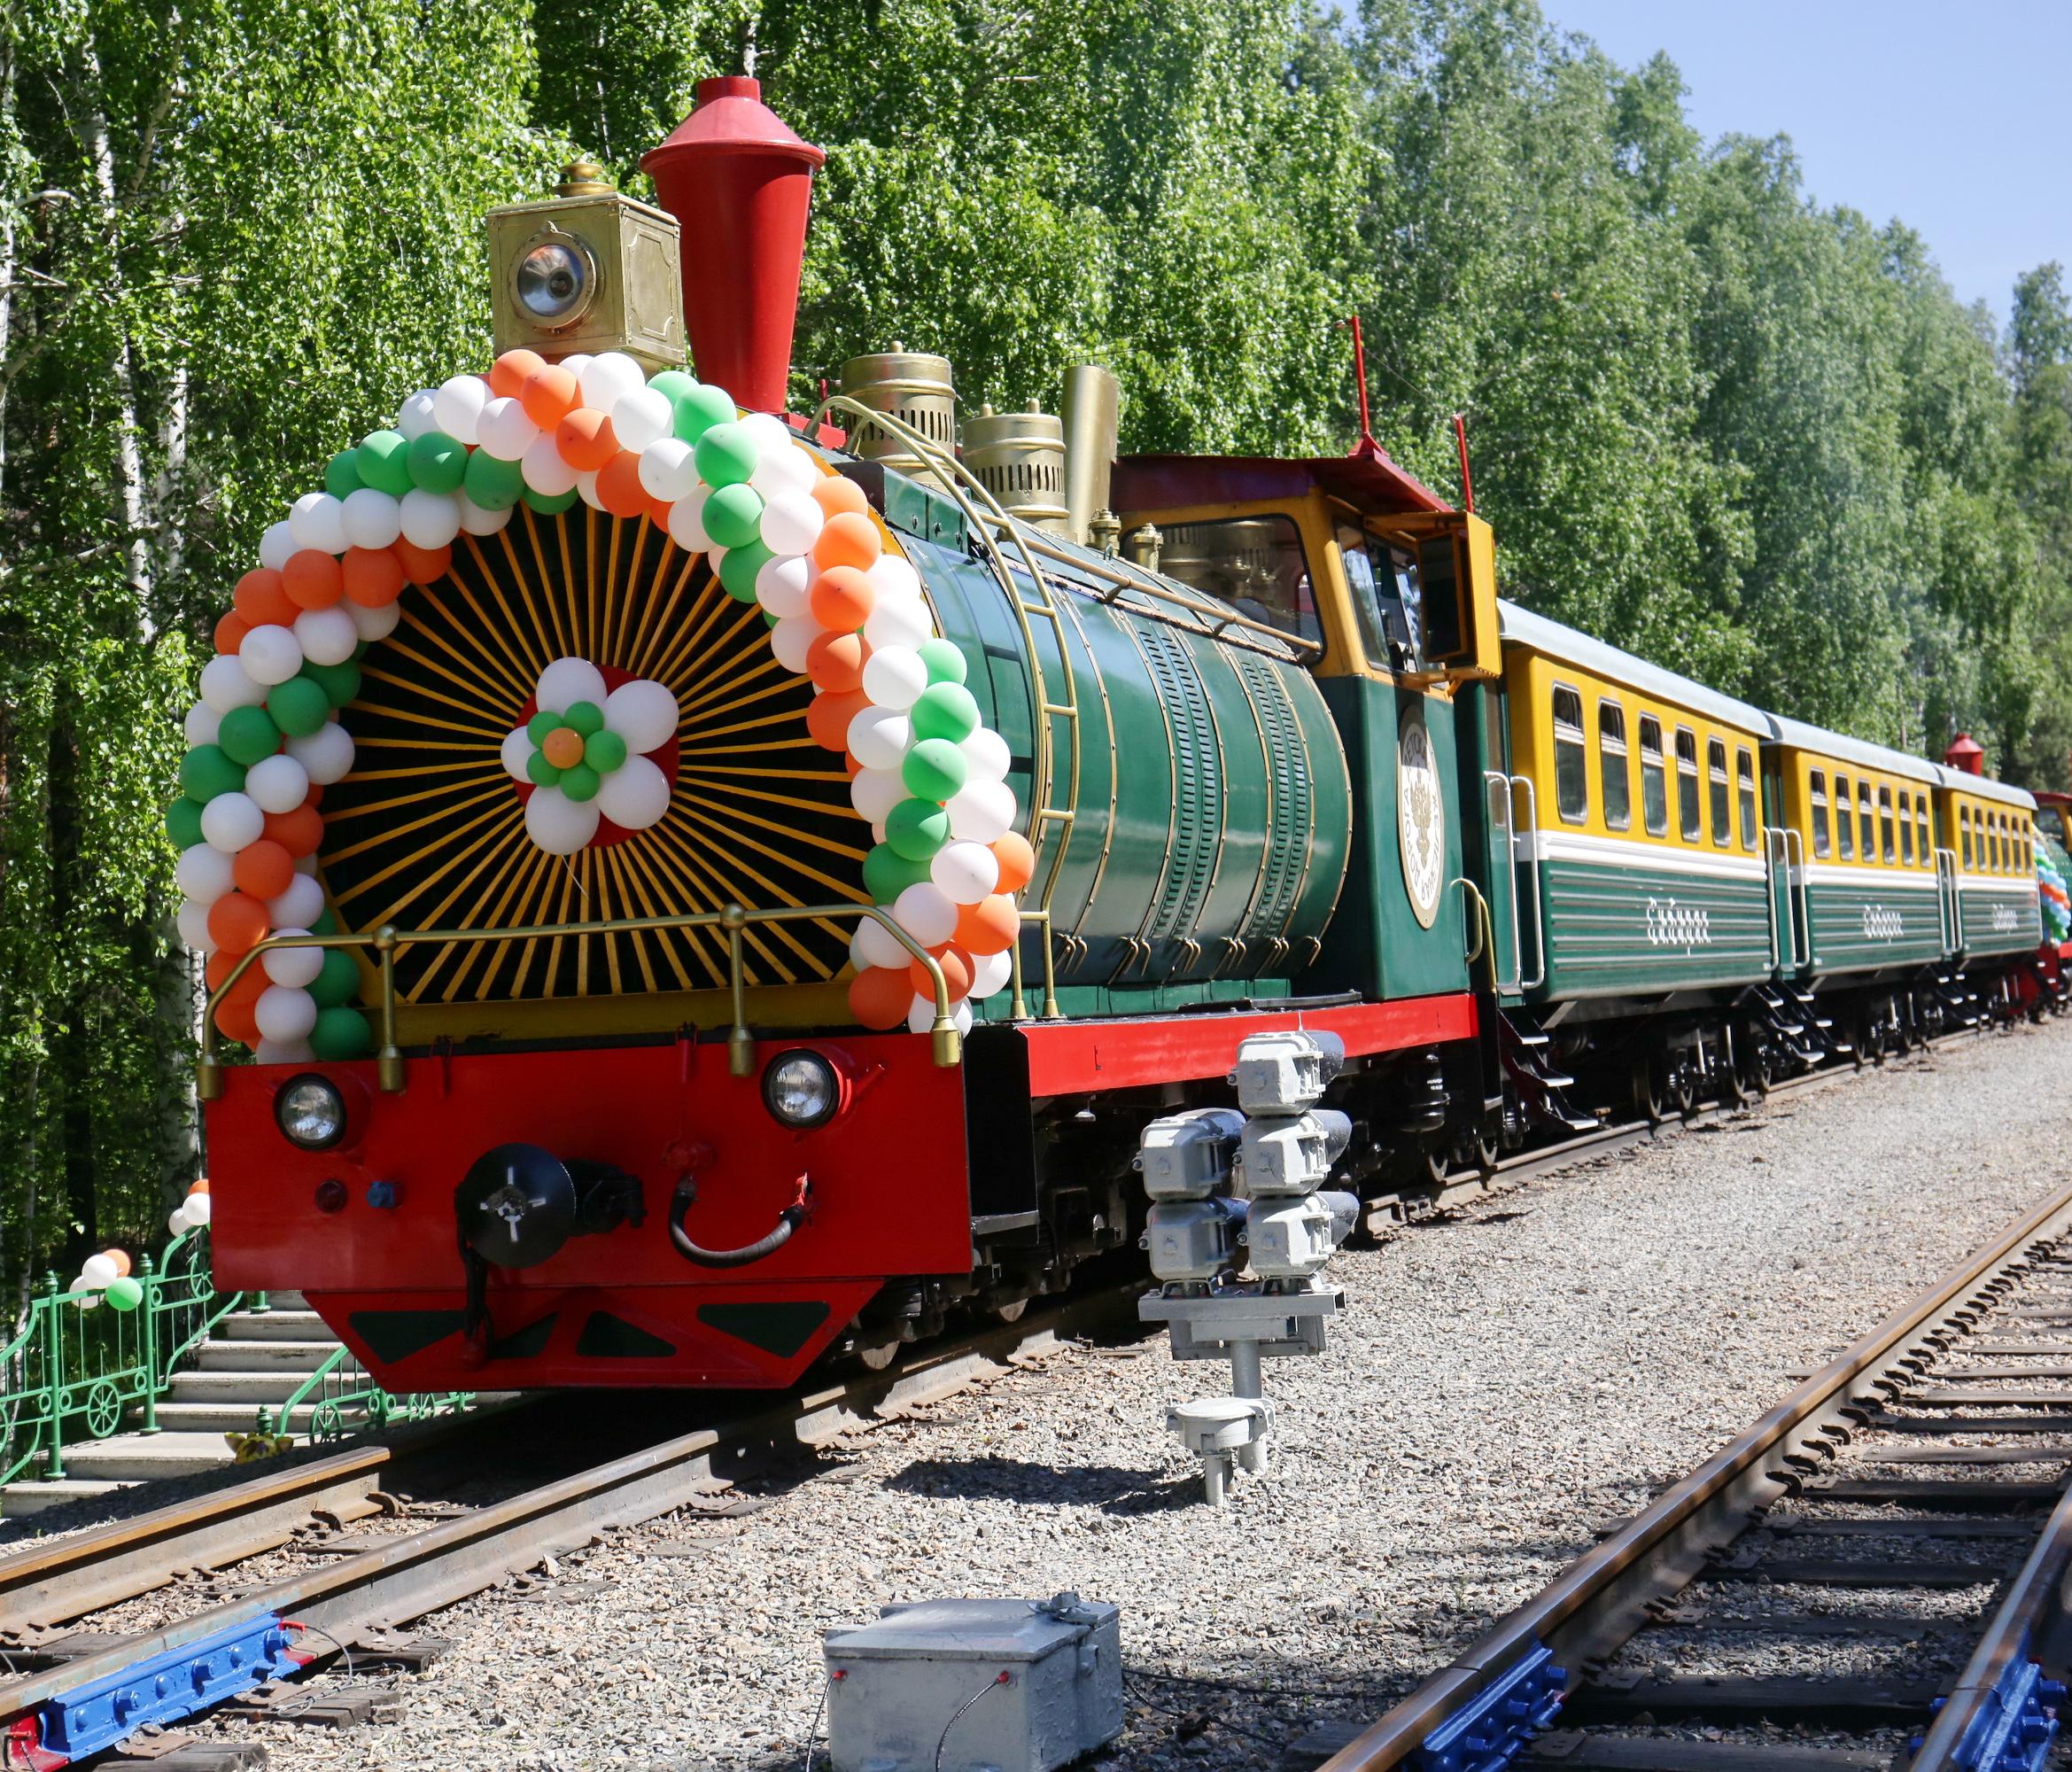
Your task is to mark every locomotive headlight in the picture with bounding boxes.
[275,1075,347,1151]
[763,1051,841,1129]
[516,239,594,323]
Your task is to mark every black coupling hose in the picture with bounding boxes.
[667,1173,811,1269]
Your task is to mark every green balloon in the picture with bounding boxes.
[311,906,340,936]
[763,609,780,627]
[648,369,698,408]
[863,842,934,903]
[526,709,562,745]
[703,481,764,549]
[559,763,601,803]
[563,700,604,737]
[324,449,365,499]
[217,703,283,766]
[179,743,245,803]
[356,429,413,496]
[903,737,968,804]
[910,682,980,745]
[585,728,627,773]
[718,540,772,604]
[301,658,362,709]
[462,447,525,510]
[267,675,330,737]
[525,750,562,788]
[694,421,757,488]
[406,430,467,494]
[673,382,738,445]
[104,1274,144,1312]
[167,797,206,850]
[886,797,951,861]
[523,486,579,515]
[311,947,359,1007]
[918,638,968,687]
[311,1005,372,1061]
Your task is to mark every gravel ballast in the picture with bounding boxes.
[174,1022,2072,1770]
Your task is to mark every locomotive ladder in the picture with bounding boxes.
[810,396,1077,1017]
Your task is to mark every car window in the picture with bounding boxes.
[1639,716,1668,836]
[1598,700,1630,831]
[1553,685,1587,824]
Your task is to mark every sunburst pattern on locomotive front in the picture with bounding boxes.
[317,505,866,1003]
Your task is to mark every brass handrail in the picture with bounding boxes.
[1006,906,1062,1021]
[196,901,960,1100]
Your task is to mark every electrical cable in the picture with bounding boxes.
[1129,1664,1376,1701]
[934,1671,1007,1772]
[799,1673,831,1772]
[1123,1674,1283,1749]
[282,1619,355,1678]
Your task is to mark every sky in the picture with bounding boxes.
[1540,0,2072,332]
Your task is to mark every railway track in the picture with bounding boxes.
[1306,1164,2072,1772]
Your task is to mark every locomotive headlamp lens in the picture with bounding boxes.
[516,241,592,322]
[275,1075,346,1151]
[763,1051,839,1129]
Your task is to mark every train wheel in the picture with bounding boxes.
[1634,1059,1667,1127]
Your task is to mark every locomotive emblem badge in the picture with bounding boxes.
[1398,703,1445,929]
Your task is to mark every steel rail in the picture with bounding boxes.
[1316,1162,2072,1772]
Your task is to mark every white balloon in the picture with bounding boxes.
[850,766,907,825]
[340,486,403,550]
[259,520,298,572]
[293,604,359,666]
[175,898,216,952]
[289,492,346,555]
[400,488,462,548]
[288,721,355,785]
[868,554,924,604]
[892,881,958,948]
[456,492,513,537]
[755,553,812,617]
[81,1254,118,1289]
[969,950,1012,999]
[256,1038,317,1066]
[907,995,975,1036]
[757,490,824,556]
[476,396,540,461]
[666,487,710,552]
[575,469,606,511]
[166,1209,192,1238]
[261,931,324,989]
[433,374,490,445]
[524,784,600,854]
[638,437,698,503]
[239,624,303,686]
[245,752,311,815]
[947,778,1016,844]
[739,411,795,455]
[557,354,594,382]
[863,593,931,653]
[501,727,536,782]
[578,352,646,414]
[962,727,1012,784]
[931,839,1001,905]
[594,753,671,830]
[848,706,912,772]
[850,915,910,971]
[611,385,674,453]
[861,647,928,711]
[184,701,221,747]
[267,873,326,929]
[349,598,401,643]
[521,433,581,496]
[769,613,821,675]
[871,820,889,845]
[396,388,440,440]
[201,791,265,853]
[254,983,319,1043]
[537,657,609,714]
[182,1192,213,1226]
[176,843,236,902]
[601,679,678,753]
[751,440,819,499]
[200,653,268,713]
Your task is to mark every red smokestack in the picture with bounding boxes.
[642,78,825,414]
[1945,733,1985,775]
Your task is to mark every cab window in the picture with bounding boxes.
[1552,685,1588,824]
[1835,774,1854,858]
[1333,522,1423,670]
[1675,729,1700,842]
[1960,805,1972,869]
[1736,748,1758,851]
[1898,791,1913,865]
[1879,787,1895,863]
[1810,769,1830,859]
[1997,814,2008,873]
[1166,514,1321,649]
[1639,716,1668,836]
[1858,782,1874,860]
[1598,701,1630,831]
[1916,801,1931,867]
[1707,738,1730,847]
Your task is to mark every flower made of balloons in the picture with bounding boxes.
[501,657,677,854]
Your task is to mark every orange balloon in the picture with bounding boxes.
[487,353,544,399]
[955,894,1020,957]
[231,838,295,901]
[910,943,974,1001]
[214,609,252,656]
[392,540,451,586]
[809,565,874,633]
[805,688,869,753]
[805,631,866,695]
[555,408,618,472]
[812,510,882,572]
[595,450,647,518]
[205,951,269,1013]
[207,891,270,954]
[306,781,326,808]
[263,802,324,859]
[215,997,262,1047]
[342,546,407,607]
[989,831,1036,895]
[235,568,297,628]
[811,475,870,520]
[645,495,675,531]
[188,1177,210,1195]
[848,965,916,1030]
[542,727,585,768]
[105,1248,132,1277]
[519,363,580,429]
[283,548,344,610]
[843,751,863,778]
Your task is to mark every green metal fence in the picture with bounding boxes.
[266,1346,475,1443]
